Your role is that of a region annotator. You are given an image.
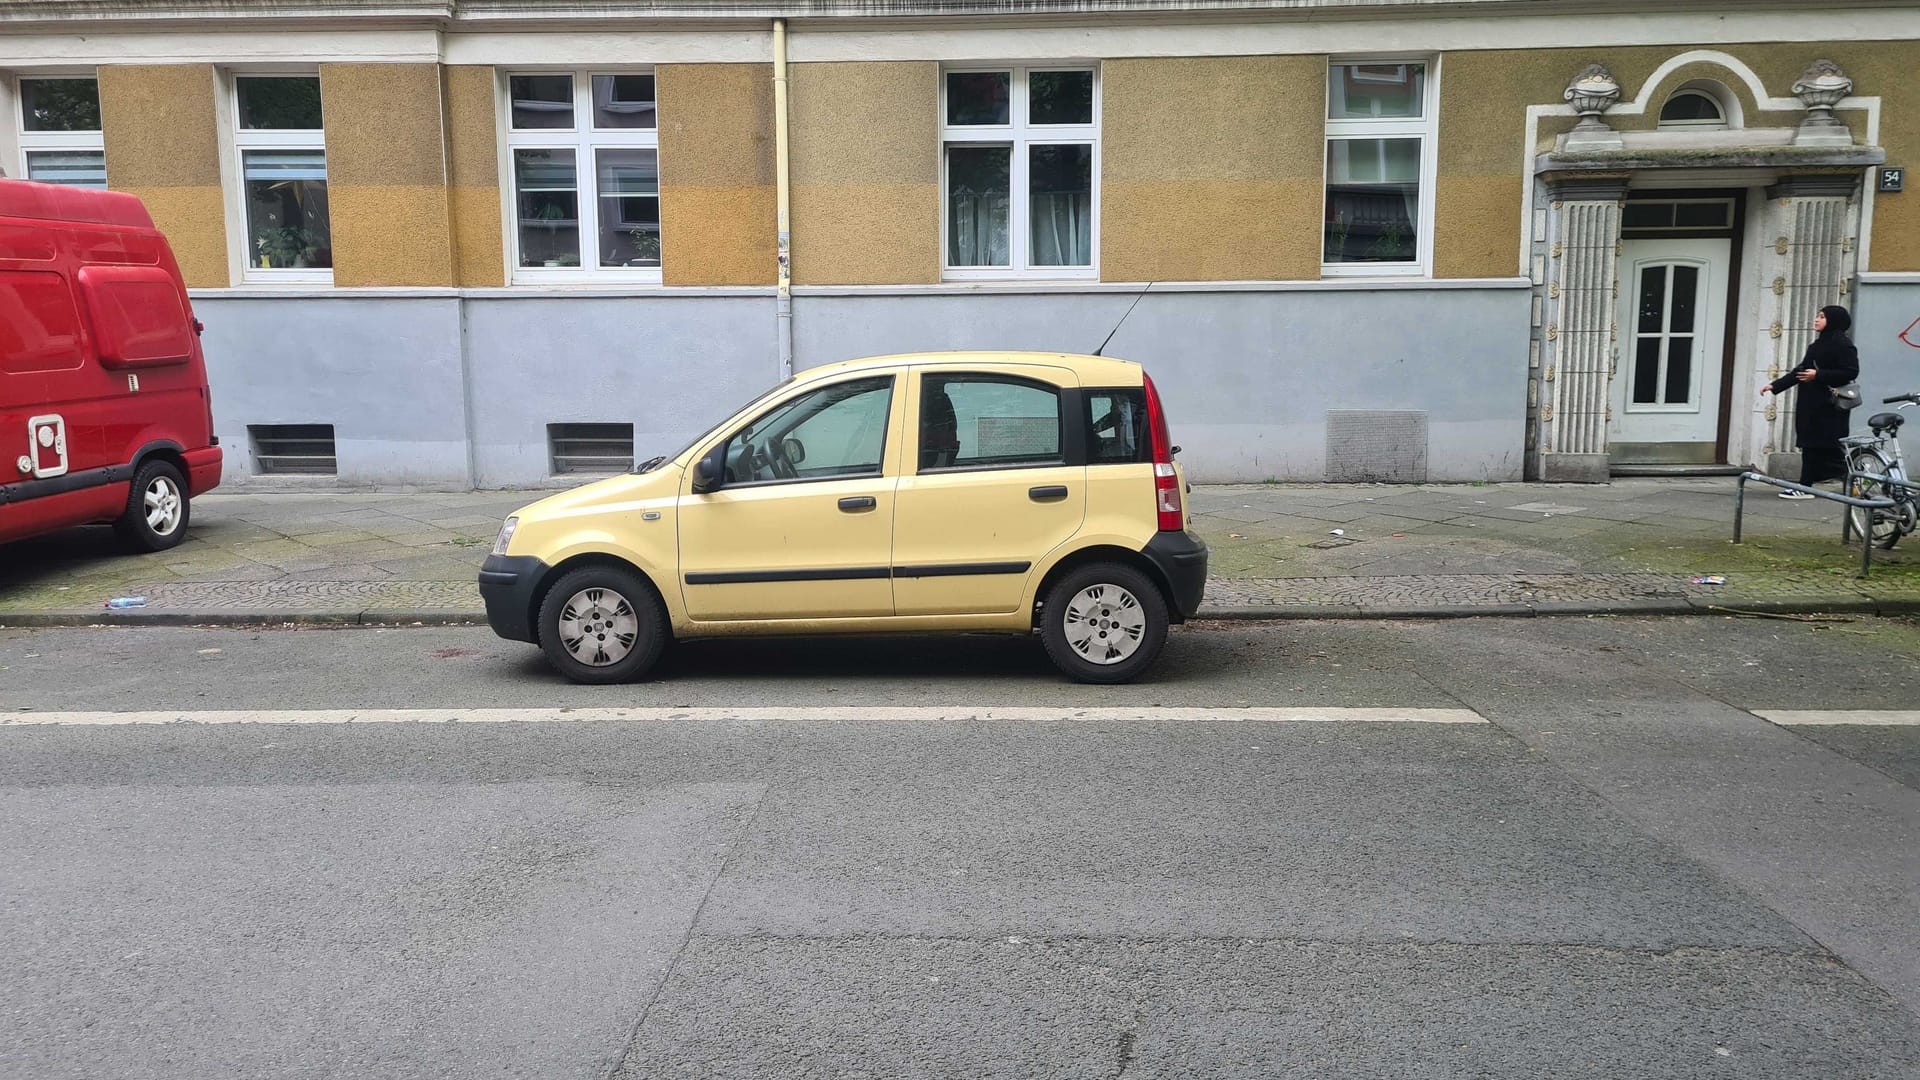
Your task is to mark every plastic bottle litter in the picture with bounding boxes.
[103,597,148,609]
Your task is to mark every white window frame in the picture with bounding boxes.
[939,64,1100,282]
[228,70,331,285]
[502,68,662,285]
[13,72,105,188]
[1321,57,1439,279]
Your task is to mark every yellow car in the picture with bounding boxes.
[478,352,1208,684]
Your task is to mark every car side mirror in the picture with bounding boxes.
[691,447,725,494]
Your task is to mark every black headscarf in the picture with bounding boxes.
[1818,304,1852,339]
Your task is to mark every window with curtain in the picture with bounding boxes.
[233,75,332,278]
[505,71,661,281]
[941,66,1097,278]
[1323,61,1434,274]
[17,76,105,188]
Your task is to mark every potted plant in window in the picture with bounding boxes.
[256,227,315,269]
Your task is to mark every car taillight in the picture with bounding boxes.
[1143,374,1182,532]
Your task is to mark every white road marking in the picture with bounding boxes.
[0,706,1487,727]
[1754,710,1920,727]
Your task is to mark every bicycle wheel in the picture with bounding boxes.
[1846,447,1905,549]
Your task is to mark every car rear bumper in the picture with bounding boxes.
[1143,529,1208,619]
[183,446,223,497]
[479,554,548,643]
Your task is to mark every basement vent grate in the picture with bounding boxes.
[249,424,337,475]
[1325,410,1428,484]
[549,423,635,474]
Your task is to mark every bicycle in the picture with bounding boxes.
[1842,392,1919,548]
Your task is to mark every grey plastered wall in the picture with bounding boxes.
[794,286,1532,482]
[463,295,779,487]
[1854,282,1920,404]
[194,296,471,488]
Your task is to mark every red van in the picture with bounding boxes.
[1,181,220,551]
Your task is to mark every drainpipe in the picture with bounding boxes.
[773,18,794,378]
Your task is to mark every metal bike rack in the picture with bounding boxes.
[1732,471,1903,578]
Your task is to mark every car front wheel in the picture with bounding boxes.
[1039,561,1170,684]
[536,565,668,684]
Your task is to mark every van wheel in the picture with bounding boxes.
[115,460,191,553]
[1039,562,1169,684]
[537,565,668,685]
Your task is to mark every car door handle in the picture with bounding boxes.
[1029,485,1069,501]
[838,496,878,512]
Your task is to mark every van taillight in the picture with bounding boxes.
[1143,374,1183,532]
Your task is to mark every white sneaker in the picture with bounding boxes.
[1778,490,1815,500]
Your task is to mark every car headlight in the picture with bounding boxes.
[491,517,518,556]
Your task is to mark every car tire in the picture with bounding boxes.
[1039,561,1170,684]
[537,565,669,684]
[115,459,191,553]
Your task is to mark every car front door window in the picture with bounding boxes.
[724,376,893,485]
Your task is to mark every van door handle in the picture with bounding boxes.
[1029,485,1069,501]
[838,496,877,512]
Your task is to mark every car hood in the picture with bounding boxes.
[510,464,683,524]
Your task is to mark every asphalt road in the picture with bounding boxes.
[2,615,1918,1079]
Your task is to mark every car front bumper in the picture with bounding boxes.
[478,554,549,643]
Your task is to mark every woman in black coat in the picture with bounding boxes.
[1760,304,1859,499]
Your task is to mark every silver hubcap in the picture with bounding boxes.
[144,476,183,535]
[1063,583,1147,665]
[558,587,639,667]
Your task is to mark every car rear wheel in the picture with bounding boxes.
[1039,561,1169,684]
[115,459,190,553]
[537,565,668,684]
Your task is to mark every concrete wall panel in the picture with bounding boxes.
[195,297,470,487]
[463,296,779,486]
[1854,283,1920,403]
[657,63,775,286]
[444,65,505,288]
[789,61,939,285]
[320,63,454,287]
[98,64,229,288]
[1101,56,1324,282]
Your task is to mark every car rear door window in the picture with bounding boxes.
[920,374,1062,472]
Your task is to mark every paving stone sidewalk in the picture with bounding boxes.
[0,480,1914,626]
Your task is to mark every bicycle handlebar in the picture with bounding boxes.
[1883,393,1920,404]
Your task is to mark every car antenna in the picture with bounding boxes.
[1092,281,1154,357]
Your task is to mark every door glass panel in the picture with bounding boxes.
[1632,338,1661,404]
[1668,265,1699,333]
[1636,265,1667,334]
[922,375,1062,471]
[726,377,893,484]
[1665,337,1693,404]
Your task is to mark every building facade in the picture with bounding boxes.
[2,0,1916,488]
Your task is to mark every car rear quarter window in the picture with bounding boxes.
[1083,388,1148,464]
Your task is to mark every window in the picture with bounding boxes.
[724,377,893,485]
[506,71,660,281]
[16,76,104,188]
[921,375,1062,471]
[1084,388,1148,464]
[1323,60,1436,275]
[1659,89,1728,131]
[232,75,331,280]
[941,66,1098,278]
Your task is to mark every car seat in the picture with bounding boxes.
[922,386,962,470]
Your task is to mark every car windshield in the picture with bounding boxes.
[633,374,796,473]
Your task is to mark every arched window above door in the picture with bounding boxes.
[1659,84,1734,130]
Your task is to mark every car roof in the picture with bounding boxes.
[799,351,1145,385]
[0,181,157,230]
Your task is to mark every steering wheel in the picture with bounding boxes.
[749,443,777,482]
[768,438,799,480]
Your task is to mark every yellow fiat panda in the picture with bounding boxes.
[479,352,1207,684]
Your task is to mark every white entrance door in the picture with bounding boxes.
[1611,239,1731,457]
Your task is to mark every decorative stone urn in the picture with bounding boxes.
[1563,64,1624,151]
[1792,59,1855,147]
